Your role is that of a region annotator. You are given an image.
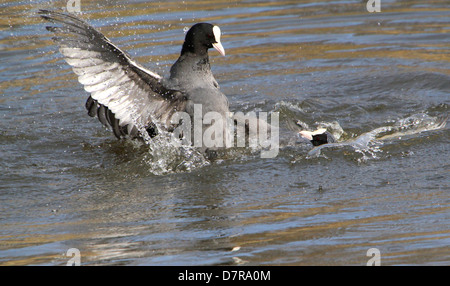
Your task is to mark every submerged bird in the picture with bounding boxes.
[39,10,231,151]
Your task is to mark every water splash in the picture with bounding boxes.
[314,121,345,141]
[274,100,304,113]
[140,142,209,176]
[133,119,209,176]
[130,110,447,174]
[307,113,447,159]
[307,126,392,159]
[378,113,447,141]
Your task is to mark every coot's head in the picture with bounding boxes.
[181,23,225,56]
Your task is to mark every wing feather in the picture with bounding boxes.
[39,9,186,138]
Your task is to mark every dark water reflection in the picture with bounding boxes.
[0,0,449,265]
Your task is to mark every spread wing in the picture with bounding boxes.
[39,9,187,138]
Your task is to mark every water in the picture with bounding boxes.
[1,0,449,265]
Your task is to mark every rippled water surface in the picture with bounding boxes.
[1,0,449,265]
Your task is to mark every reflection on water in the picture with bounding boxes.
[1,0,449,265]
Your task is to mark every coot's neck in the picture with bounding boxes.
[180,40,209,57]
[169,48,214,88]
[174,47,211,74]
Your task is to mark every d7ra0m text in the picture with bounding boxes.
[223,270,270,281]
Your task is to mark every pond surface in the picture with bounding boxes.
[0,0,449,265]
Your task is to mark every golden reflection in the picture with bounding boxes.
[1,0,449,266]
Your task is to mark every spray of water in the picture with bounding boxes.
[306,113,447,159]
